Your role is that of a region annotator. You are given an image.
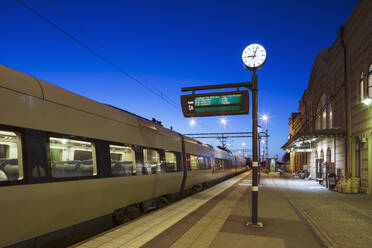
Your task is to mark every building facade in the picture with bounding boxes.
[283,0,372,193]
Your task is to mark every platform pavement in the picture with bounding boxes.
[272,176,372,248]
[71,172,372,248]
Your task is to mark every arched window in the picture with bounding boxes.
[368,64,372,97]
[320,149,324,161]
[316,115,320,130]
[328,103,333,129]
[360,72,365,101]
[326,148,331,162]
[316,94,327,130]
[322,97,326,129]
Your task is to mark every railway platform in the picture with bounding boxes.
[70,171,320,248]
[71,171,372,248]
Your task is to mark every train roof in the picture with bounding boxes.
[0,64,217,150]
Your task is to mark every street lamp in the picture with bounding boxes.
[190,119,196,127]
[363,98,372,105]
[261,114,268,122]
[220,117,227,129]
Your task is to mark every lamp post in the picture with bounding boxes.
[261,114,269,161]
[242,142,246,158]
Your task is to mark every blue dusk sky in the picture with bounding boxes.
[1,0,358,158]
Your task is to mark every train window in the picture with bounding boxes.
[222,159,226,170]
[198,156,205,169]
[190,155,198,170]
[215,158,225,171]
[164,152,177,172]
[143,148,160,174]
[205,156,211,169]
[0,130,23,182]
[186,154,191,170]
[49,137,97,178]
[110,145,136,176]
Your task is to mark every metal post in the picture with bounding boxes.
[258,135,261,185]
[258,136,261,164]
[247,71,263,227]
[265,128,269,160]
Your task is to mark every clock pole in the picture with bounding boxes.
[250,70,262,227]
[242,43,266,228]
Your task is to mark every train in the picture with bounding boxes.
[0,65,247,248]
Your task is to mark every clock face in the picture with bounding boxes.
[242,44,266,70]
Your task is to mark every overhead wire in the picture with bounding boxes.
[15,0,231,135]
[42,0,181,108]
[15,0,180,111]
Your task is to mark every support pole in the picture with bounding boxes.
[247,71,263,227]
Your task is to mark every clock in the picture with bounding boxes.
[242,43,266,71]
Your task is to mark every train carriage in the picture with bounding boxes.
[0,65,246,248]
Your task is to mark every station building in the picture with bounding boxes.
[282,0,372,193]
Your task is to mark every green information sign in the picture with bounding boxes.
[195,94,243,106]
[181,91,249,117]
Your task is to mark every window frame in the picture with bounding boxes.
[163,150,180,173]
[368,64,372,98]
[109,142,137,177]
[47,132,99,182]
[142,147,161,175]
[360,72,365,102]
[0,124,26,186]
[189,154,199,170]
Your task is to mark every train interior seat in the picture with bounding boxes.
[0,159,19,180]
[111,161,133,176]
[51,160,93,178]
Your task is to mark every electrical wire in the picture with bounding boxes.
[15,0,181,112]
[15,0,234,135]
[42,0,180,108]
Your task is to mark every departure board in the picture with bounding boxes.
[181,91,249,117]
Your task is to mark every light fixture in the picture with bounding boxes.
[362,98,372,105]
[190,119,196,127]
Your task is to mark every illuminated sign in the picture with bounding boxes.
[181,91,249,117]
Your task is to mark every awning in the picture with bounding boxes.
[282,129,345,151]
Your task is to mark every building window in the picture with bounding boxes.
[360,72,365,101]
[0,130,23,182]
[328,104,333,128]
[49,137,97,178]
[316,94,327,130]
[326,148,331,162]
[322,97,326,129]
[368,64,372,97]
[110,144,136,176]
